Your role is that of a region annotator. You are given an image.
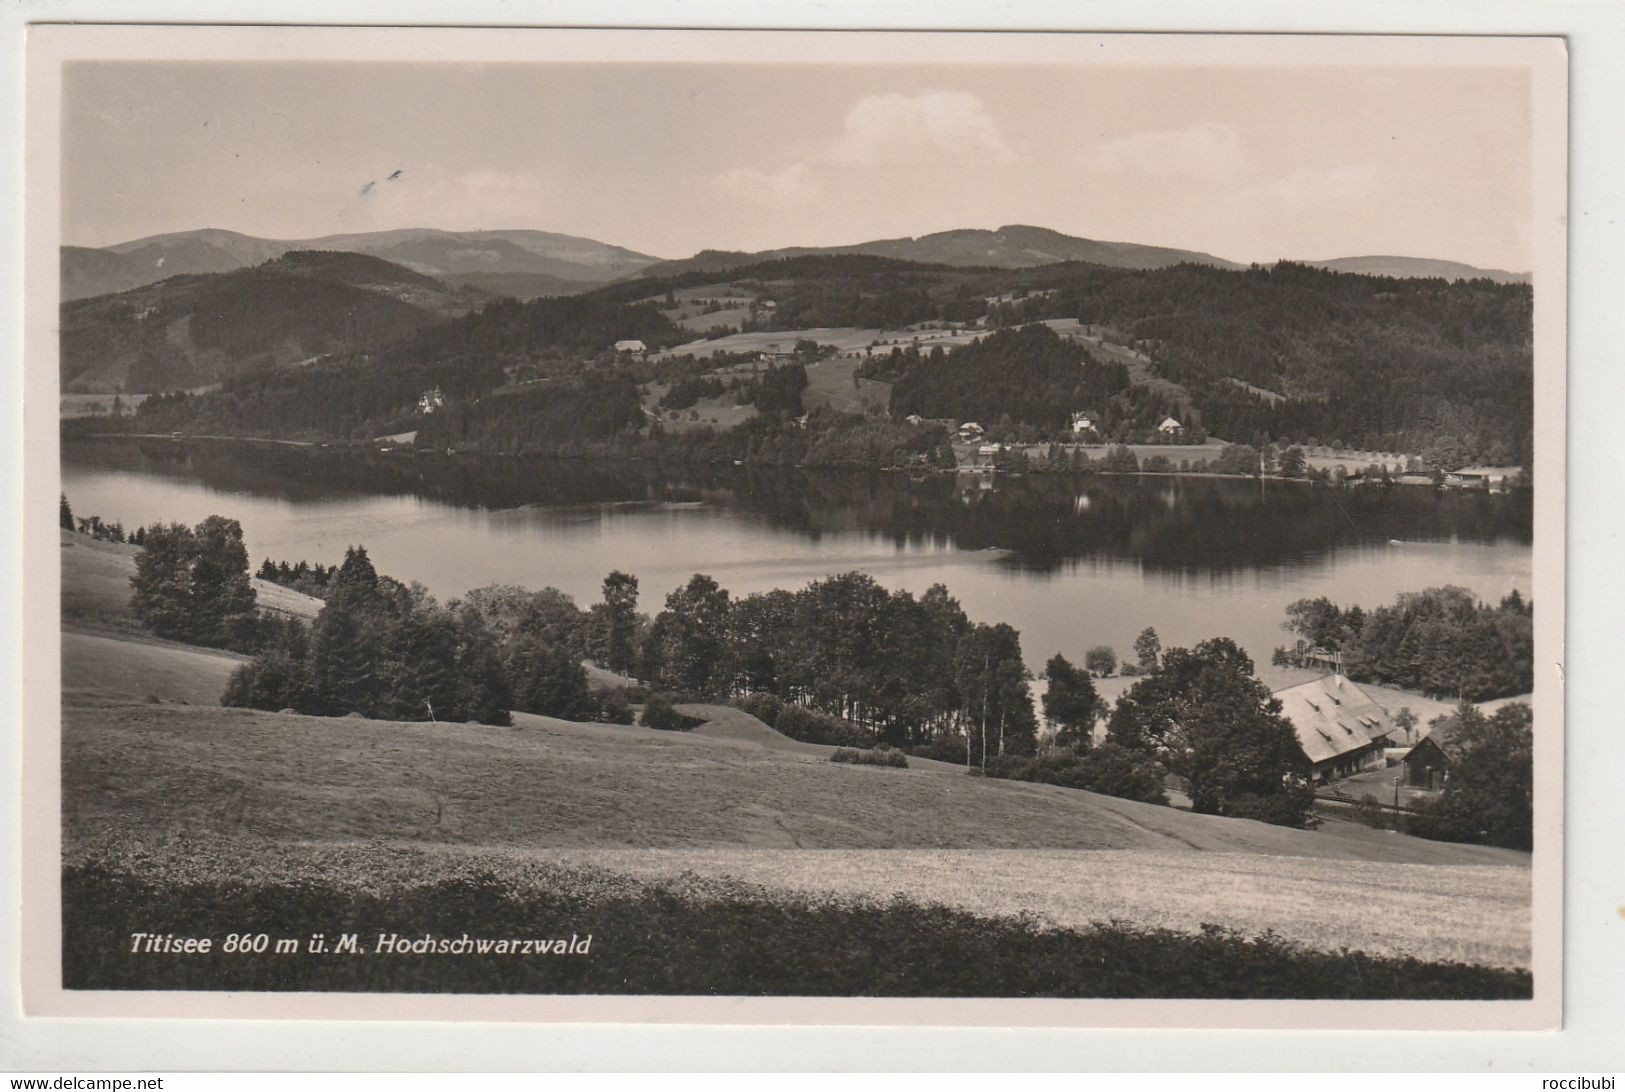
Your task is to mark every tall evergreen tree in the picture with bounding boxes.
[599,570,640,675]
[1133,627,1162,673]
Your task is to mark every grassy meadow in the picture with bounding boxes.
[58,533,1533,996]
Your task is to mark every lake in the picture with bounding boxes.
[61,437,1533,677]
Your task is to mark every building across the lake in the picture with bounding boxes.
[613,339,648,354]
[1157,416,1184,436]
[1273,674,1397,782]
[417,387,446,415]
[1446,465,1519,492]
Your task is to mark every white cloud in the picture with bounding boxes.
[709,90,1005,216]
[332,166,551,232]
[712,162,821,210]
[1080,122,1245,181]
[830,90,1011,164]
[456,169,547,201]
[1264,163,1380,204]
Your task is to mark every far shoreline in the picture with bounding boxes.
[61,427,1524,493]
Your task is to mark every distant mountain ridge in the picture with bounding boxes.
[60,249,485,393]
[635,224,1249,280]
[62,227,665,302]
[62,223,1530,303]
[1302,255,1529,285]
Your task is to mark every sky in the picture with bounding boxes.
[61,60,1533,270]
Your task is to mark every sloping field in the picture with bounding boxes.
[61,530,321,636]
[638,381,759,433]
[63,631,245,707]
[801,356,892,416]
[62,692,1530,970]
[64,694,1525,866]
[667,305,752,332]
[677,703,829,756]
[658,325,984,361]
[548,847,1528,968]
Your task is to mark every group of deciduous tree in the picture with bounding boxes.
[1105,637,1317,826]
[635,571,1038,763]
[1275,587,1533,700]
[1409,702,1533,850]
[129,515,261,650]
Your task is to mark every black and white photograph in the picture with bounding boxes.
[21,25,1565,1027]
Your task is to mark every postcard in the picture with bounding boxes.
[21,24,1566,1030]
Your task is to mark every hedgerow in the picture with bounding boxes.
[61,851,1530,999]
[830,746,909,769]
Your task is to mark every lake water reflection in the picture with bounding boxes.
[61,438,1532,674]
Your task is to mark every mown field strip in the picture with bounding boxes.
[547,847,1532,969]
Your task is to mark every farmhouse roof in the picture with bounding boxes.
[1158,416,1183,431]
[1421,714,1462,750]
[1273,674,1396,767]
[614,339,647,352]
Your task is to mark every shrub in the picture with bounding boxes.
[774,705,873,748]
[641,693,701,731]
[732,692,785,725]
[980,745,1168,805]
[903,734,971,763]
[830,746,908,768]
[595,688,635,725]
[1084,645,1118,676]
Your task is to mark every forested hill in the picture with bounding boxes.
[622,254,1533,462]
[127,292,687,442]
[106,251,1531,467]
[634,224,1245,279]
[60,250,488,394]
[883,325,1143,435]
[1031,262,1533,463]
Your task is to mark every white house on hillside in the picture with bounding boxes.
[1157,416,1184,436]
[417,387,446,415]
[957,421,984,441]
[614,339,647,354]
[1071,412,1097,435]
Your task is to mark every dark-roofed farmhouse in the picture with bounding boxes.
[1273,674,1397,782]
[1402,715,1459,790]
